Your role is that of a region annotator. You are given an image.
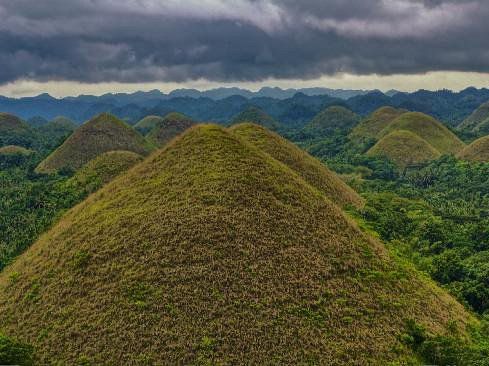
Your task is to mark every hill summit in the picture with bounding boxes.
[0,113,35,148]
[35,113,151,173]
[304,105,360,137]
[459,100,489,134]
[134,115,165,135]
[457,135,489,162]
[379,112,465,155]
[146,112,196,146]
[230,106,279,130]
[230,123,364,208]
[349,106,406,143]
[368,130,441,168]
[0,124,472,364]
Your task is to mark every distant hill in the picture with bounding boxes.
[27,116,49,128]
[146,112,196,146]
[134,115,165,135]
[64,150,143,195]
[230,123,364,208]
[350,106,407,143]
[303,106,360,137]
[230,106,279,130]
[379,112,465,154]
[35,113,152,173]
[459,100,489,134]
[367,130,441,168]
[0,145,33,156]
[457,136,489,162]
[0,124,472,364]
[0,113,36,148]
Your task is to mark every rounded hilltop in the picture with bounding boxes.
[379,112,465,155]
[0,145,33,156]
[459,100,489,134]
[134,115,165,135]
[35,113,152,174]
[0,124,473,365]
[230,122,364,208]
[349,106,406,142]
[0,113,36,148]
[457,135,489,162]
[367,130,441,168]
[146,112,196,146]
[230,106,279,130]
[304,105,360,137]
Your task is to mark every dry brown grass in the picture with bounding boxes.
[230,123,364,208]
[367,130,442,168]
[457,135,489,162]
[35,113,152,174]
[0,125,473,365]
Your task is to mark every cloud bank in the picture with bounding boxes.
[0,0,488,85]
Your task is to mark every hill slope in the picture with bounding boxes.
[64,150,144,195]
[35,113,151,173]
[0,113,35,148]
[0,125,472,364]
[457,136,489,162]
[379,112,465,154]
[0,145,33,156]
[146,112,196,146]
[350,106,406,142]
[230,106,279,130]
[230,123,364,208]
[134,115,165,135]
[367,130,441,168]
[459,100,489,133]
[304,106,360,137]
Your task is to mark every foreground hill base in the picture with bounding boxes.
[0,125,473,364]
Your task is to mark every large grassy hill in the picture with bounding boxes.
[349,106,406,143]
[303,105,360,137]
[367,130,441,168]
[0,124,473,364]
[134,115,165,135]
[379,112,465,154]
[459,100,489,133]
[0,113,36,148]
[230,123,364,208]
[146,112,196,146]
[457,135,489,162]
[230,106,279,130]
[35,113,151,174]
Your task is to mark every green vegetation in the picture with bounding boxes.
[303,105,360,138]
[36,113,152,174]
[350,106,406,143]
[379,112,465,154]
[230,123,364,208]
[146,112,195,146]
[459,100,489,134]
[0,145,33,156]
[0,125,474,364]
[0,333,34,366]
[367,130,441,169]
[134,115,165,135]
[0,113,37,148]
[457,135,489,162]
[230,106,280,130]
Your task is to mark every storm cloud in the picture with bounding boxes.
[1,0,488,84]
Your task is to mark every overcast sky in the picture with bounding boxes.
[1,0,489,97]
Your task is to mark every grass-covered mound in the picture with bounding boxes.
[0,113,35,148]
[304,106,360,137]
[230,123,364,208]
[35,113,151,174]
[379,112,465,155]
[63,150,143,196]
[0,145,33,156]
[367,130,441,168]
[459,101,489,133]
[37,116,77,141]
[134,115,165,135]
[230,106,279,130]
[146,112,195,146]
[350,106,406,142]
[457,136,489,162]
[0,124,474,364]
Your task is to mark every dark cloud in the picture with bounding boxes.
[0,0,489,84]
